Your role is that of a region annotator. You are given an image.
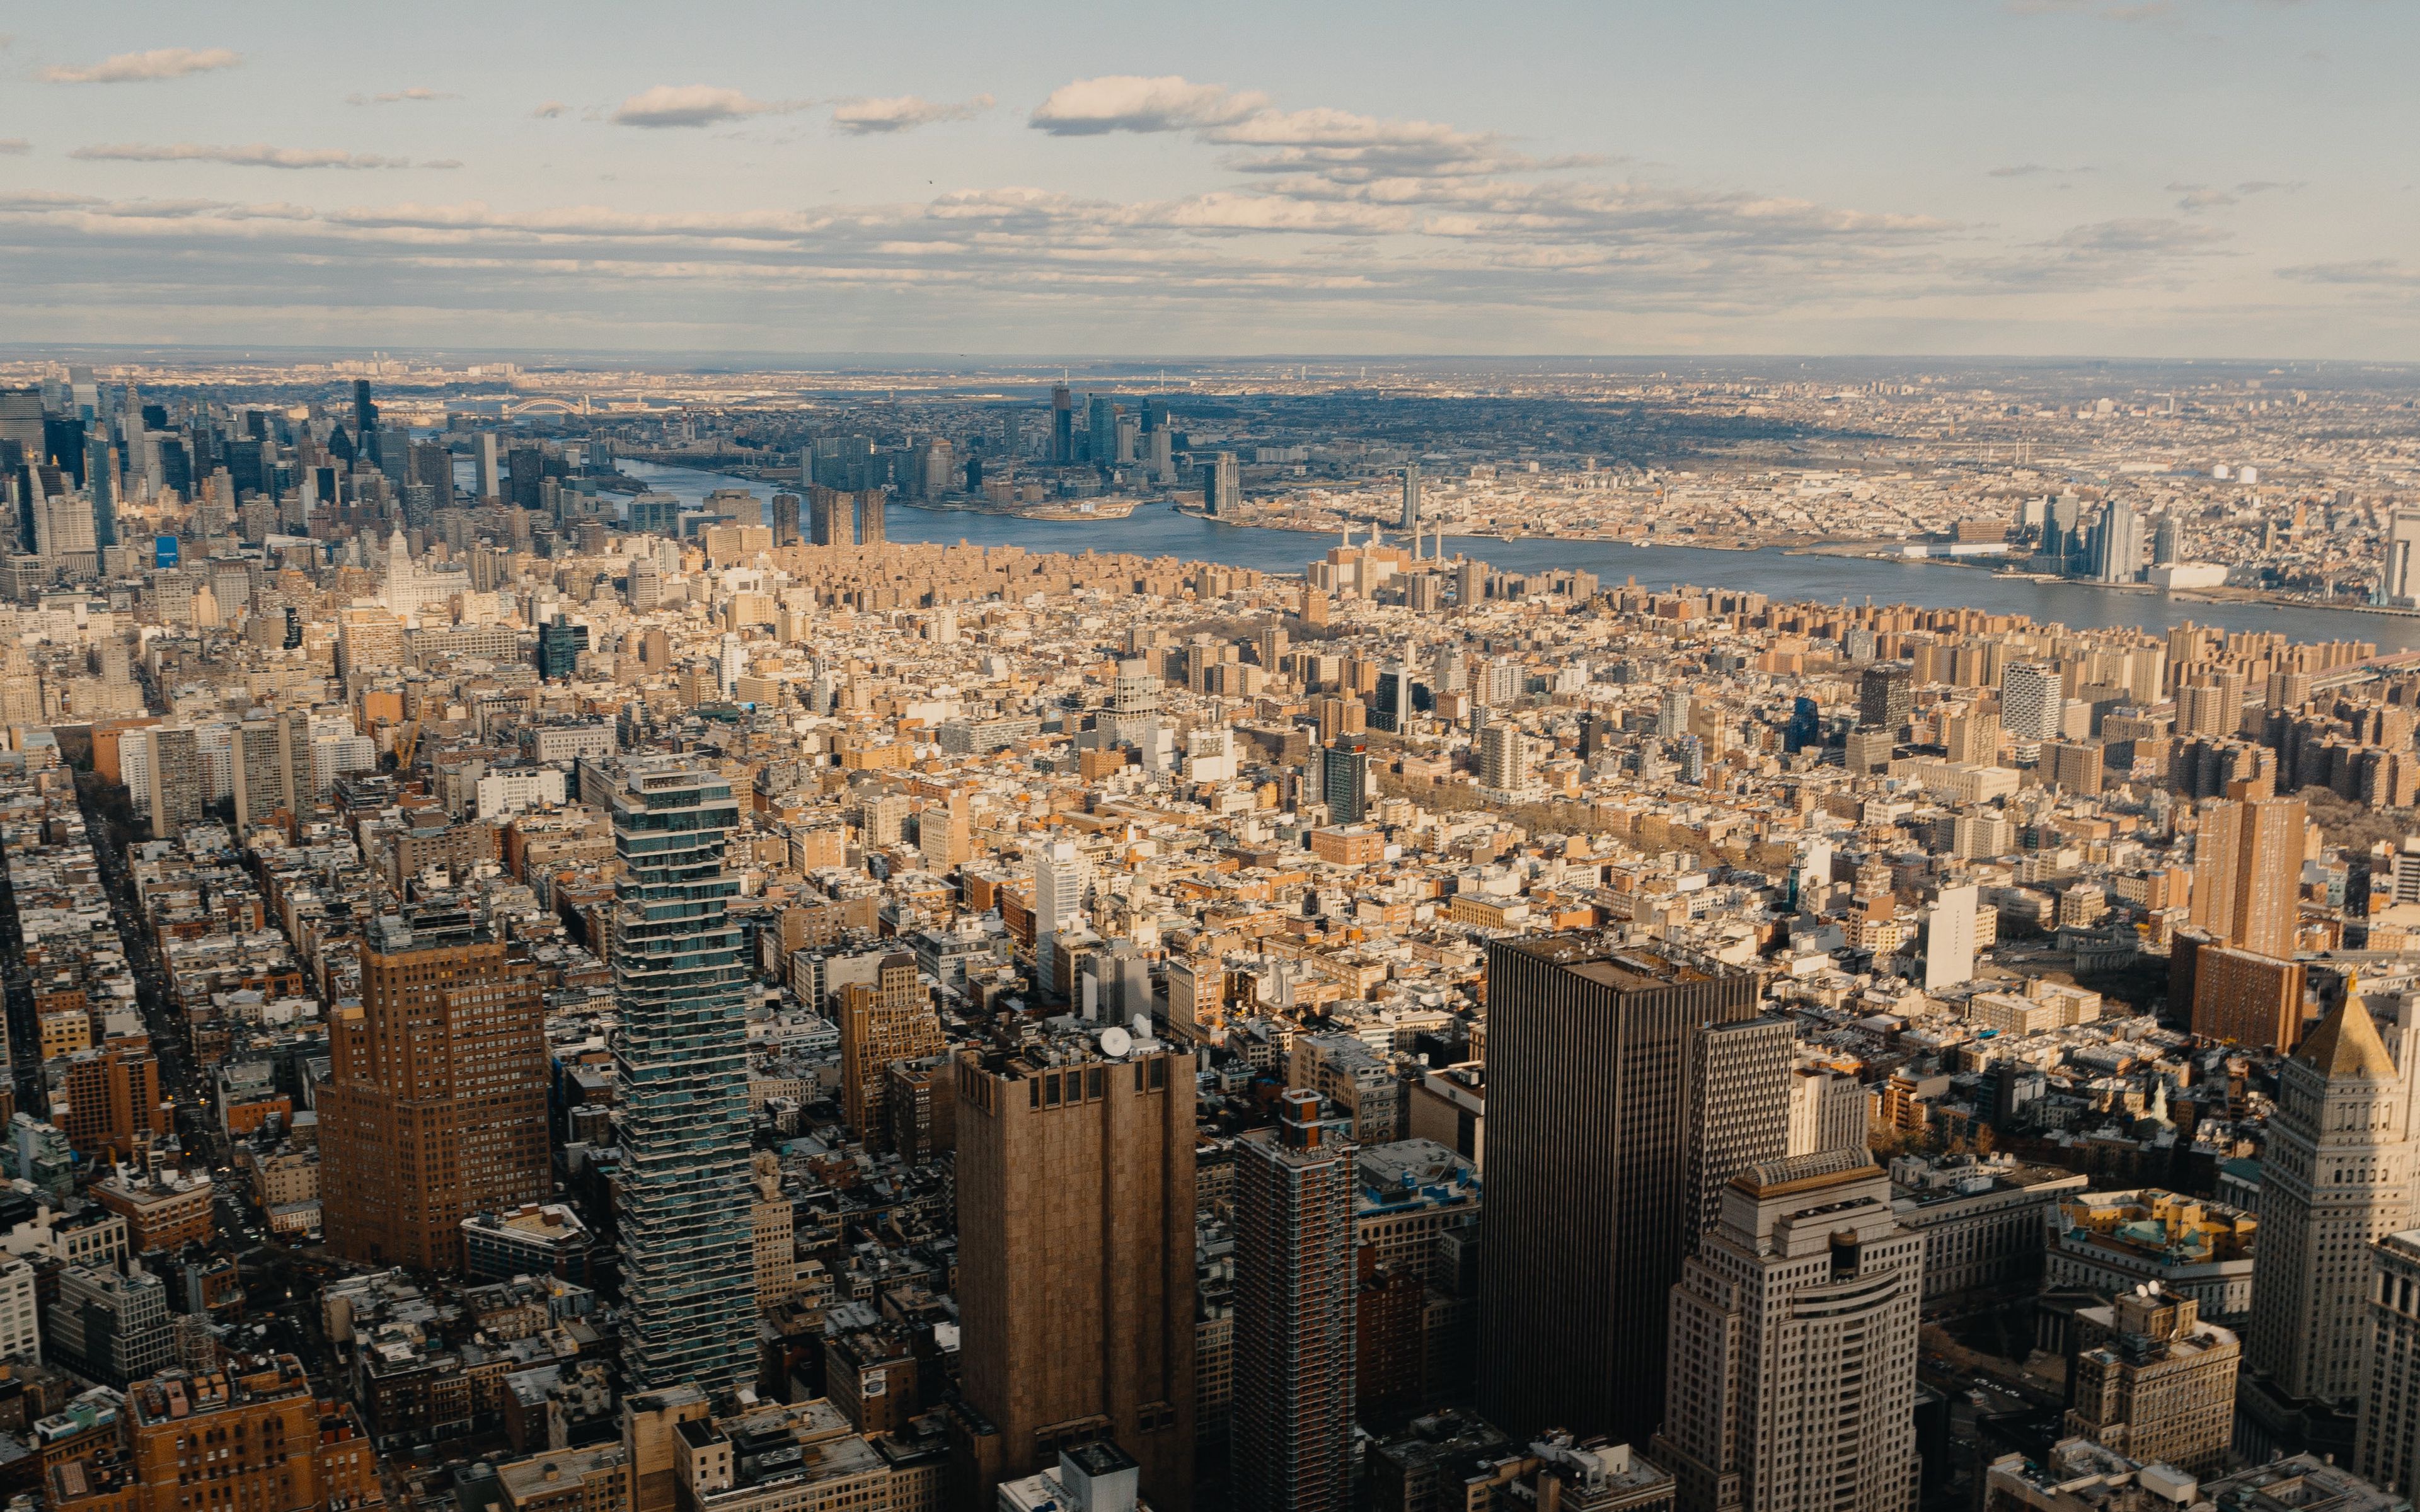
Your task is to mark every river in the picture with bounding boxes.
[616,460,2420,653]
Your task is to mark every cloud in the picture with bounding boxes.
[532,100,568,119]
[69,142,459,170]
[40,47,241,84]
[2235,179,2302,195]
[348,87,459,105]
[611,85,808,129]
[830,94,994,135]
[2279,260,2420,288]
[1989,163,2093,178]
[2167,181,2238,210]
[0,139,26,156]
[1030,76,1267,135]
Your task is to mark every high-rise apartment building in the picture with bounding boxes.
[1321,742,1369,825]
[1233,1090,1357,1512]
[2087,497,2145,583]
[47,1263,169,1387]
[1478,723,1531,796]
[2191,796,2307,960]
[1682,1018,1792,1240]
[838,952,947,1147]
[611,765,758,1395]
[856,490,885,546]
[771,491,800,546]
[1033,840,1086,1004]
[1205,452,1240,515]
[2000,662,2061,745]
[1400,465,1421,531]
[318,901,549,1271]
[1477,937,1762,1446]
[58,1037,170,1161]
[2383,510,2420,607]
[0,1255,35,1363]
[809,487,855,547]
[1654,1150,1922,1512]
[954,1028,1195,1508]
[145,726,203,840]
[2064,1286,2240,1476]
[2244,990,2419,1460]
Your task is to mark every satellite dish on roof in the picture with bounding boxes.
[1099,1026,1132,1058]
[1132,1014,1153,1041]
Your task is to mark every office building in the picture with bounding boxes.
[1033,840,1086,1004]
[2063,1286,2239,1476]
[319,900,548,1272]
[1654,1150,1922,1512]
[0,1255,35,1362]
[1923,883,1980,992]
[1889,1154,2087,1300]
[2087,497,2145,584]
[1205,452,1239,515]
[1088,394,1118,464]
[954,1026,1196,1508]
[837,951,946,1147]
[1683,1018,1792,1242]
[1477,937,1761,1446]
[1785,1067,1867,1157]
[1233,1091,1357,1512]
[2191,796,2307,959]
[537,613,588,681]
[2243,989,2418,1460]
[2357,1229,2420,1492]
[1858,663,1913,731]
[1051,385,1074,463]
[611,765,757,1395]
[1400,465,1421,531]
[47,1264,169,1388]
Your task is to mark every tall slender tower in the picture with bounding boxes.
[1232,1090,1357,1512]
[612,764,757,1395]
[1477,936,1763,1446]
[1655,1150,1922,1512]
[954,1025,1195,1509]
[319,900,549,1271]
[1400,464,1421,532]
[2244,988,2419,1458]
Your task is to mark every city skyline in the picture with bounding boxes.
[3,3,2417,358]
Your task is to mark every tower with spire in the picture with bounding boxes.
[2242,984,2420,1459]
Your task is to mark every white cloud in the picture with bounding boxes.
[611,85,807,129]
[532,100,568,119]
[1030,76,1267,135]
[69,142,459,170]
[40,47,241,84]
[0,139,26,156]
[831,94,994,135]
[348,87,459,105]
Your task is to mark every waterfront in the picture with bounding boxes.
[618,461,2420,653]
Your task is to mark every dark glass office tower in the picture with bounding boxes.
[1476,936,1764,1446]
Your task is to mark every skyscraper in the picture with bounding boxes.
[1655,1150,1922,1512]
[1400,464,1422,531]
[2063,1286,2240,1476]
[809,487,855,547]
[1205,452,1240,515]
[84,432,117,549]
[954,1028,1196,1508]
[1033,840,1086,1003]
[319,900,549,1271]
[2384,510,2420,607]
[856,488,885,546]
[2087,496,2145,583]
[771,491,801,546]
[1088,394,1118,465]
[2191,795,2307,960]
[1477,937,1762,1446]
[1233,1090,1357,1512]
[2356,1230,2420,1492]
[1681,1017,1792,1240]
[2244,990,2419,1460]
[352,378,376,439]
[1051,384,1074,464]
[611,764,757,1395]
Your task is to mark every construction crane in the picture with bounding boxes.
[395,713,423,771]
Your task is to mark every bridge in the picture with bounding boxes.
[502,396,589,418]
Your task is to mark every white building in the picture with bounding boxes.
[1656,1149,1922,1512]
[476,767,568,820]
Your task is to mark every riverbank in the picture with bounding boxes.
[613,460,2420,651]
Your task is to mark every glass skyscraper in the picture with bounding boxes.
[611,762,757,1395]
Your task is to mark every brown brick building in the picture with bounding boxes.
[837,953,946,1147]
[953,1030,1195,1510]
[49,1355,380,1512]
[58,1040,170,1163]
[319,902,549,1271]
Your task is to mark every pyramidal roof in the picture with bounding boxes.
[2296,992,2400,1081]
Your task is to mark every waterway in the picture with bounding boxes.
[616,460,2420,653]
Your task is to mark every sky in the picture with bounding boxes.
[1,0,2415,360]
